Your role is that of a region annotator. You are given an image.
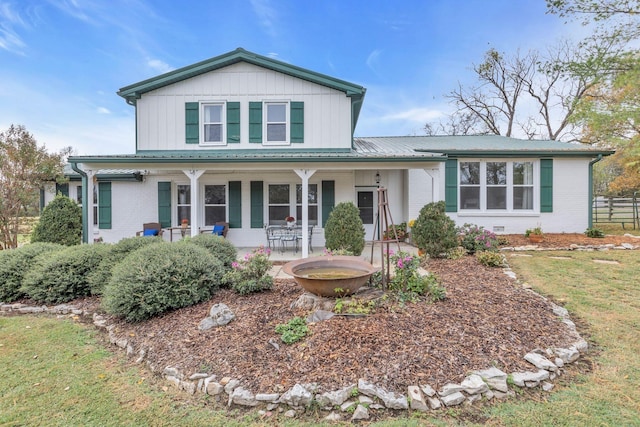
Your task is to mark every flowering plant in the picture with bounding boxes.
[181,218,189,224]
[383,222,408,241]
[285,216,295,222]
[457,223,499,253]
[383,249,445,302]
[223,246,273,295]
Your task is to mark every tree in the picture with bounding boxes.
[0,125,69,249]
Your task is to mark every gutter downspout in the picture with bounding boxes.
[588,154,603,229]
[71,162,89,244]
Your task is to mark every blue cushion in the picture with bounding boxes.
[143,229,159,236]
[212,225,225,236]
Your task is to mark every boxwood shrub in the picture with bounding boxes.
[31,194,82,246]
[21,243,112,304]
[411,201,458,258]
[0,243,64,302]
[102,243,225,322]
[182,234,237,271]
[324,202,366,256]
[87,236,163,295]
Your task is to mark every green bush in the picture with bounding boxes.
[476,251,507,267]
[182,234,238,270]
[411,201,458,258]
[324,202,365,256]
[457,223,500,253]
[584,227,605,238]
[102,243,225,322]
[275,317,309,344]
[223,246,273,295]
[21,244,111,304]
[31,194,82,246]
[87,236,163,295]
[0,243,64,302]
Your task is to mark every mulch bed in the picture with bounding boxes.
[103,242,592,396]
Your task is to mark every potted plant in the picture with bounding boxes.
[285,216,296,228]
[525,226,544,243]
[383,222,408,241]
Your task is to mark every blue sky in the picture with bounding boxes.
[0,0,584,155]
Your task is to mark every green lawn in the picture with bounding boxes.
[1,250,639,426]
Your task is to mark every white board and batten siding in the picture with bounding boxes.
[136,62,353,151]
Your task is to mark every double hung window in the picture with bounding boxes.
[268,184,290,224]
[177,185,191,223]
[202,103,225,144]
[296,184,318,225]
[265,102,288,144]
[204,184,226,225]
[459,161,535,211]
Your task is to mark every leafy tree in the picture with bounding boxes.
[31,194,82,246]
[0,125,70,249]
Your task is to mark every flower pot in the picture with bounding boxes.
[529,234,544,243]
[418,249,426,257]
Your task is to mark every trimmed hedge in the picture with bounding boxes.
[411,201,458,258]
[31,194,82,246]
[102,243,225,322]
[21,243,111,304]
[182,234,237,270]
[0,243,64,302]
[324,202,365,256]
[87,236,163,295]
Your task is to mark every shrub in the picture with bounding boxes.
[183,234,238,270]
[386,250,446,302]
[324,202,365,256]
[457,223,500,253]
[87,236,163,295]
[275,317,309,344]
[21,244,111,304]
[447,246,468,260]
[411,201,458,258]
[585,227,605,238]
[476,251,507,267]
[0,243,64,302]
[102,243,224,322]
[31,194,82,246]
[223,246,273,295]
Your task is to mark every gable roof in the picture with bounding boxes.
[117,47,367,126]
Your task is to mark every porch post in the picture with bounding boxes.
[86,170,95,244]
[183,170,205,237]
[294,169,317,258]
[425,167,440,202]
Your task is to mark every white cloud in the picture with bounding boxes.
[97,107,111,114]
[250,0,278,38]
[382,107,444,123]
[366,49,382,73]
[0,3,27,54]
[147,58,173,73]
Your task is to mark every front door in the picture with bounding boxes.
[357,188,378,241]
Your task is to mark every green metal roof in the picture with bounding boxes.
[354,135,615,157]
[117,48,367,127]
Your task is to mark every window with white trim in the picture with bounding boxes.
[296,184,318,225]
[202,103,225,145]
[268,184,290,224]
[459,160,535,211]
[204,184,226,225]
[177,184,191,223]
[265,102,288,144]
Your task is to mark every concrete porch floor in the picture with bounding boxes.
[236,241,420,280]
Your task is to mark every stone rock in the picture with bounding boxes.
[542,381,554,392]
[189,373,209,380]
[438,383,464,397]
[181,381,196,394]
[306,309,335,323]
[279,384,313,407]
[283,409,297,418]
[483,390,495,400]
[163,367,182,379]
[165,375,181,388]
[316,384,356,406]
[460,374,489,395]
[224,379,240,395]
[427,396,441,410]
[474,367,509,393]
[524,352,558,372]
[407,385,429,411]
[555,357,565,368]
[573,339,589,353]
[551,303,569,318]
[197,317,217,331]
[230,387,258,406]
[358,379,408,410]
[206,382,223,395]
[358,395,373,404]
[511,370,550,387]
[554,347,580,364]
[466,394,482,404]
[340,400,357,412]
[441,391,465,407]
[92,313,107,328]
[420,384,436,397]
[290,293,335,311]
[256,393,280,402]
[324,412,341,422]
[351,404,369,421]
[621,243,634,249]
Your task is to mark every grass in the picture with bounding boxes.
[1,249,639,426]
[594,222,640,236]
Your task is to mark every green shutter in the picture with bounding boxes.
[39,188,45,213]
[445,159,458,212]
[228,181,242,228]
[185,102,199,144]
[227,102,240,143]
[249,102,262,143]
[540,159,553,212]
[321,180,335,227]
[98,182,112,229]
[290,101,304,143]
[56,183,69,197]
[250,181,264,228]
[158,182,172,228]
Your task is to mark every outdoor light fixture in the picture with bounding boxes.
[375,171,381,184]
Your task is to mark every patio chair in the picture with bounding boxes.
[211,221,229,237]
[136,222,164,237]
[265,225,280,251]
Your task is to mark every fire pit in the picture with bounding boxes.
[282,256,380,297]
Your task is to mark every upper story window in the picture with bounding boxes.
[459,160,535,212]
[202,103,225,145]
[265,102,288,144]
